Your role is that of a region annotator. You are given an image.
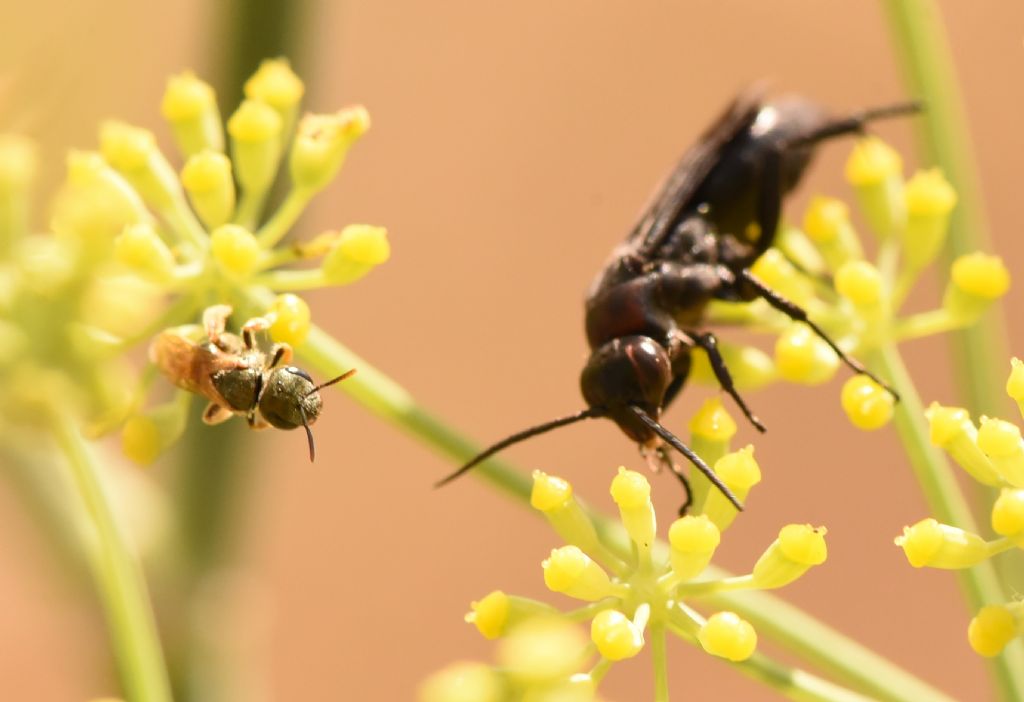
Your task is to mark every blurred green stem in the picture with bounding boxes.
[51,409,172,702]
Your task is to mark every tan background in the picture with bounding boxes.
[2,1,1024,700]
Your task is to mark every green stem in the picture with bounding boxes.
[882,0,1010,418]
[234,187,269,230]
[256,188,313,248]
[50,410,172,702]
[874,345,1024,701]
[650,623,669,702]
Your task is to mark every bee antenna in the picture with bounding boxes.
[299,405,316,462]
[305,368,357,397]
[628,405,743,511]
[434,407,606,488]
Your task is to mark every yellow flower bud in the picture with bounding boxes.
[802,195,863,269]
[774,323,840,385]
[752,524,827,588]
[668,514,721,580]
[968,605,1019,658]
[114,222,176,283]
[591,609,644,661]
[902,168,956,270]
[497,617,588,684]
[161,71,223,156]
[992,489,1024,539]
[925,403,1000,486]
[542,546,614,601]
[418,661,503,702]
[896,518,991,569]
[322,224,390,284]
[698,611,757,662]
[531,471,602,555]
[227,99,283,192]
[701,446,761,532]
[210,224,262,279]
[52,151,151,245]
[1008,359,1024,421]
[0,133,37,193]
[690,342,776,390]
[977,416,1024,487]
[521,674,595,702]
[610,467,656,548]
[290,107,371,192]
[944,252,1010,322]
[244,58,305,113]
[841,375,894,431]
[466,590,508,640]
[266,293,311,347]
[121,396,189,466]
[834,260,884,308]
[749,248,814,308]
[844,137,905,239]
[181,151,235,229]
[689,397,737,444]
[465,591,558,640]
[99,121,182,209]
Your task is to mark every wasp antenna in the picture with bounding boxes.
[629,405,743,511]
[306,368,357,397]
[299,405,316,462]
[434,407,606,489]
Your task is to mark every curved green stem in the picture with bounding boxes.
[50,410,172,702]
[256,188,313,248]
[650,623,669,702]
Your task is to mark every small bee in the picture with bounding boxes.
[150,304,354,460]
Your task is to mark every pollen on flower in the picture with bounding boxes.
[841,375,894,430]
[267,293,311,347]
[777,524,828,565]
[466,590,509,640]
[689,397,737,443]
[895,518,943,568]
[714,446,762,494]
[698,611,757,662]
[669,514,721,554]
[968,606,1018,658]
[591,610,644,661]
[609,467,651,509]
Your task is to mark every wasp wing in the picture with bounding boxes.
[630,91,764,260]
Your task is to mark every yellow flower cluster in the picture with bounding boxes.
[421,401,828,701]
[693,137,1007,432]
[895,359,1024,656]
[0,59,390,464]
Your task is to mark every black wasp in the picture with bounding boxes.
[438,91,917,513]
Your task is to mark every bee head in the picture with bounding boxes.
[258,366,356,461]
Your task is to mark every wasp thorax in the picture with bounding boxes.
[211,366,262,413]
[581,336,672,442]
[258,366,323,430]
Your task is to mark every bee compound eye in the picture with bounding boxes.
[284,366,313,383]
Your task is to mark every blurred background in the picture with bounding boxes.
[1,1,1023,699]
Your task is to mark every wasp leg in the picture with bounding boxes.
[203,304,234,350]
[684,329,766,432]
[268,343,293,368]
[203,402,234,425]
[738,268,899,399]
[658,446,694,515]
[241,317,271,350]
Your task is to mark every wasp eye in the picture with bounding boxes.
[284,366,313,383]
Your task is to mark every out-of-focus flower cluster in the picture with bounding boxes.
[420,401,828,701]
[693,137,1007,432]
[0,59,389,460]
[894,359,1024,657]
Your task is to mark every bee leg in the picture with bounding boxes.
[738,268,899,400]
[268,343,293,368]
[202,402,234,425]
[203,304,234,350]
[241,317,271,350]
[684,329,766,433]
[247,412,270,430]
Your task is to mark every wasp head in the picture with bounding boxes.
[580,335,672,444]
